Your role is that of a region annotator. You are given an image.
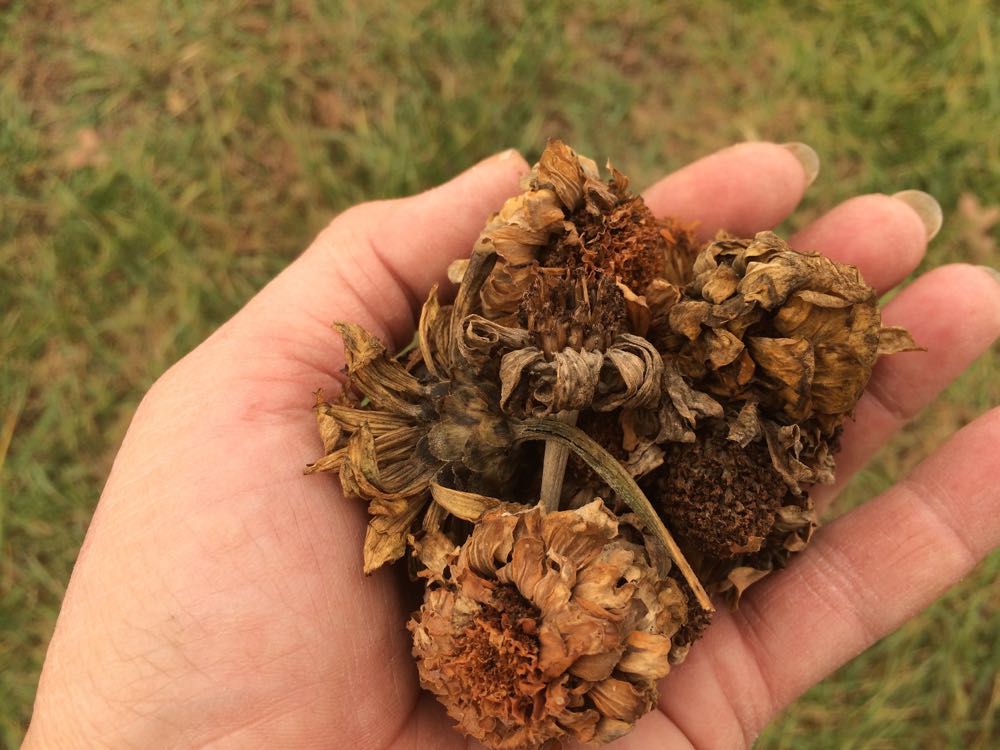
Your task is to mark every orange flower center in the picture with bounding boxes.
[452,585,545,724]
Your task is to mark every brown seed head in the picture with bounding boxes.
[409,500,688,750]
[518,268,626,356]
[474,140,699,338]
[649,435,789,559]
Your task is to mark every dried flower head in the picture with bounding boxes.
[452,139,698,348]
[668,231,920,435]
[305,250,530,574]
[409,500,688,749]
[652,435,788,558]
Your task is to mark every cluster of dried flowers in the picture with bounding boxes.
[306,141,919,749]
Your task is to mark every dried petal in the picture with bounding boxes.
[314,390,343,453]
[598,335,664,412]
[878,325,924,355]
[727,399,761,447]
[430,482,504,522]
[417,285,451,380]
[747,336,816,420]
[458,314,534,369]
[335,322,429,418]
[364,494,427,574]
[717,566,771,604]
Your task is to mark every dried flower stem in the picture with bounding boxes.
[538,410,578,513]
[514,416,713,611]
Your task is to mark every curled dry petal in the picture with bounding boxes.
[418,285,451,380]
[409,501,459,580]
[877,325,924,355]
[498,336,667,417]
[335,322,430,418]
[313,391,343,453]
[430,482,504,522]
[458,314,534,369]
[598,335,663,412]
[409,501,687,750]
[364,494,428,574]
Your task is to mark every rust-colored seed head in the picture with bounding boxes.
[445,584,543,732]
[409,501,688,750]
[518,269,626,356]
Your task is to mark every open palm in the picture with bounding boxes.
[26,145,1000,749]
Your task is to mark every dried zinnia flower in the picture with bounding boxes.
[462,139,699,326]
[305,326,519,573]
[447,140,700,419]
[409,500,687,749]
[668,231,920,436]
[305,252,529,574]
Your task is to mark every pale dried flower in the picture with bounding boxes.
[668,231,921,435]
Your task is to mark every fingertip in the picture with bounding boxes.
[871,263,1000,409]
[780,142,820,187]
[643,141,812,239]
[443,147,530,200]
[493,147,531,172]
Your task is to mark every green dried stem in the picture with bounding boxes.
[514,416,713,612]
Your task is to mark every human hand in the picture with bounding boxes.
[25,144,1000,749]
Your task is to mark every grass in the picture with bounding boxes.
[1,0,998,746]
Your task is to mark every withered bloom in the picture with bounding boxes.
[305,321,519,573]
[305,250,528,574]
[461,139,699,327]
[669,230,920,439]
[448,140,700,419]
[409,500,687,749]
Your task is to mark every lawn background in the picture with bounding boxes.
[1,1,998,747]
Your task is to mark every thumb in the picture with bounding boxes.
[227,149,530,371]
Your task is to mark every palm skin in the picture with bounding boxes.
[25,145,1000,750]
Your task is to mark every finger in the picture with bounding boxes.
[790,192,938,293]
[660,407,1000,746]
[225,149,530,366]
[642,142,816,239]
[814,264,1000,509]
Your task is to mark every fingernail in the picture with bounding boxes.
[781,142,820,186]
[497,148,521,162]
[977,265,1000,286]
[892,190,943,240]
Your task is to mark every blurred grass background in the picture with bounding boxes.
[1,0,998,747]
